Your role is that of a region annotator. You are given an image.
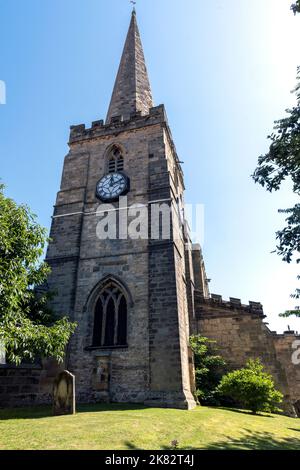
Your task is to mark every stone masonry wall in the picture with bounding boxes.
[146,122,195,408]
[195,293,300,416]
[164,126,195,406]
[0,360,62,408]
[44,106,196,408]
[65,118,154,404]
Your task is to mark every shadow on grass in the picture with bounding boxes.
[77,403,148,413]
[124,441,141,450]
[124,441,180,451]
[0,406,52,420]
[0,403,148,420]
[216,407,274,418]
[123,430,300,451]
[205,430,300,450]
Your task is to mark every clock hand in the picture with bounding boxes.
[112,183,122,192]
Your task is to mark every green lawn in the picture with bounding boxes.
[0,404,300,450]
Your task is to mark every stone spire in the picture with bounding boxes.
[106,10,153,124]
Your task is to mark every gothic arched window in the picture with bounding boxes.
[92,281,127,348]
[108,146,124,173]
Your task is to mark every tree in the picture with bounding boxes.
[189,335,226,405]
[217,359,283,414]
[253,2,300,318]
[291,0,300,15]
[252,63,300,317]
[0,184,77,365]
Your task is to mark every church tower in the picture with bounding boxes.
[46,10,196,409]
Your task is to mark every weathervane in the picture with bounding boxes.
[130,0,137,12]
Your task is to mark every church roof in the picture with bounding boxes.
[106,10,153,124]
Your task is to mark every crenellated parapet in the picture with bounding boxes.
[69,105,167,144]
[194,290,265,319]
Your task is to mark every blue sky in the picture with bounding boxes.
[0,0,299,332]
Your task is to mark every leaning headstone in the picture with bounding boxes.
[53,370,76,415]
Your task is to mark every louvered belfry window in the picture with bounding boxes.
[108,146,124,173]
[92,281,127,347]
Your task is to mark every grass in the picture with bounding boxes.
[0,404,300,450]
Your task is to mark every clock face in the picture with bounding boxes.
[96,172,129,202]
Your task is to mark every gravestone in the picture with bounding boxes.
[53,370,75,415]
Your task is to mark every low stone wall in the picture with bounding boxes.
[0,360,61,408]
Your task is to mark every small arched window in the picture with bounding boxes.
[107,146,124,173]
[92,281,127,348]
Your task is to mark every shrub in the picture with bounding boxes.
[189,335,227,405]
[217,359,283,414]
